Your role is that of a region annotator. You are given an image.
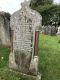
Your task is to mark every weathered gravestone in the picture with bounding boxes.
[0,12,11,47]
[57,26,60,35]
[9,0,42,79]
[42,25,57,35]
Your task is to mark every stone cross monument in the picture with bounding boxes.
[9,0,42,79]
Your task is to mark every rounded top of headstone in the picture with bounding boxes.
[0,11,10,20]
[10,0,42,31]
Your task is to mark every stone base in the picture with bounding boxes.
[56,32,60,36]
[9,52,17,69]
[9,52,41,80]
[9,69,41,80]
[20,72,41,80]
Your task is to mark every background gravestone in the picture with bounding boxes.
[42,25,57,36]
[57,26,60,34]
[0,12,11,47]
[9,0,42,80]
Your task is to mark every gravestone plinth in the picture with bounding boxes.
[9,0,42,80]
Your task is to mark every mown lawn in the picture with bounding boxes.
[38,34,60,80]
[0,34,60,80]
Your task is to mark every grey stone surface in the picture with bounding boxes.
[57,26,60,35]
[29,56,38,75]
[42,25,57,35]
[9,51,17,69]
[9,0,42,77]
[0,11,11,47]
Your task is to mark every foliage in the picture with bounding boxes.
[41,5,60,26]
[30,0,60,26]
[30,0,53,8]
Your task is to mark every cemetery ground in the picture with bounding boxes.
[0,34,60,80]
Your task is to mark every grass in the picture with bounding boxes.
[0,34,60,80]
[38,34,60,80]
[0,47,10,68]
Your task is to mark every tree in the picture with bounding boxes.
[30,0,53,8]
[30,0,60,26]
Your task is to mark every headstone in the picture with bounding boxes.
[0,12,11,47]
[57,26,60,34]
[51,26,56,35]
[42,25,57,35]
[9,0,42,79]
